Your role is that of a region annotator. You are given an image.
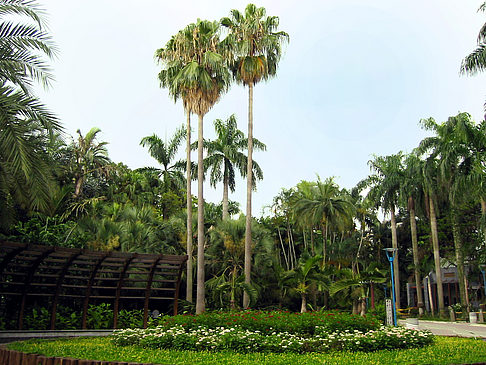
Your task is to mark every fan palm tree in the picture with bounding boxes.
[364,153,403,310]
[71,127,110,198]
[221,4,289,308]
[203,114,265,220]
[156,33,195,302]
[140,126,186,195]
[159,19,230,314]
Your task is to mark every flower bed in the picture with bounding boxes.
[112,311,433,354]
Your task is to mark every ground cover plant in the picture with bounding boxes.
[8,336,485,365]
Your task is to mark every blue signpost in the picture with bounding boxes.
[384,248,398,326]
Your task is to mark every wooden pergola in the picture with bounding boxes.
[0,241,187,330]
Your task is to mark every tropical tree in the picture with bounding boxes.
[140,126,186,195]
[203,114,265,220]
[418,113,478,312]
[282,255,328,313]
[292,177,354,264]
[364,153,403,309]
[158,19,230,313]
[221,4,289,308]
[401,153,426,315]
[0,0,60,228]
[461,2,486,108]
[156,31,195,302]
[71,128,110,198]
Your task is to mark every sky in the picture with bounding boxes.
[34,0,486,217]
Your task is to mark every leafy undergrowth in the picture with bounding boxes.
[8,336,486,365]
[152,310,381,334]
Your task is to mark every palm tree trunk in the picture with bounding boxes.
[243,82,254,309]
[481,198,486,245]
[429,196,445,316]
[186,108,193,303]
[300,293,307,313]
[390,206,400,310]
[196,113,205,314]
[451,207,468,311]
[409,196,424,315]
[222,170,229,220]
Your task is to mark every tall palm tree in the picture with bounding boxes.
[71,128,110,198]
[221,4,289,308]
[418,113,477,312]
[140,126,186,194]
[401,153,426,315]
[461,2,486,108]
[0,0,60,227]
[161,19,230,314]
[203,114,265,220]
[156,34,195,302]
[365,153,403,310]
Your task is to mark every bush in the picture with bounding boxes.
[151,310,380,335]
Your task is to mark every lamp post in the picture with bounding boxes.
[384,248,398,326]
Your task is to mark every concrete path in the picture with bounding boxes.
[398,320,486,338]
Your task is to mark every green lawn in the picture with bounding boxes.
[8,336,486,365]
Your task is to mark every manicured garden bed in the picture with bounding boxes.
[8,336,486,365]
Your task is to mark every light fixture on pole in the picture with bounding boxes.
[384,247,398,326]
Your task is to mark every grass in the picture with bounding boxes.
[8,335,486,364]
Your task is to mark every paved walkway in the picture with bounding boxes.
[398,320,486,338]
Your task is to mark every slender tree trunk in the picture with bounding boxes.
[243,82,254,309]
[429,196,445,316]
[300,293,307,313]
[451,207,468,312]
[409,197,424,315]
[186,108,193,303]
[196,113,205,314]
[310,229,315,256]
[481,198,486,245]
[222,170,229,220]
[390,206,401,310]
[74,176,84,197]
[277,227,289,270]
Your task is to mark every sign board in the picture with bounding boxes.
[385,299,393,326]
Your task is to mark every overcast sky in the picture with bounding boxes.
[35,0,486,217]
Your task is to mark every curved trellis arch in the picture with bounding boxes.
[0,241,187,330]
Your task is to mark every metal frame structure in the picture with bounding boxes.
[0,241,187,330]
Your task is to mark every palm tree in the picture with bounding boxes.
[365,153,403,310]
[140,126,186,195]
[156,33,195,302]
[418,113,477,312]
[401,153,426,315]
[0,0,60,227]
[71,128,110,198]
[283,255,328,313]
[221,4,289,308]
[203,114,265,220]
[160,19,230,314]
[292,177,354,264]
[0,0,57,93]
[461,2,486,108]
